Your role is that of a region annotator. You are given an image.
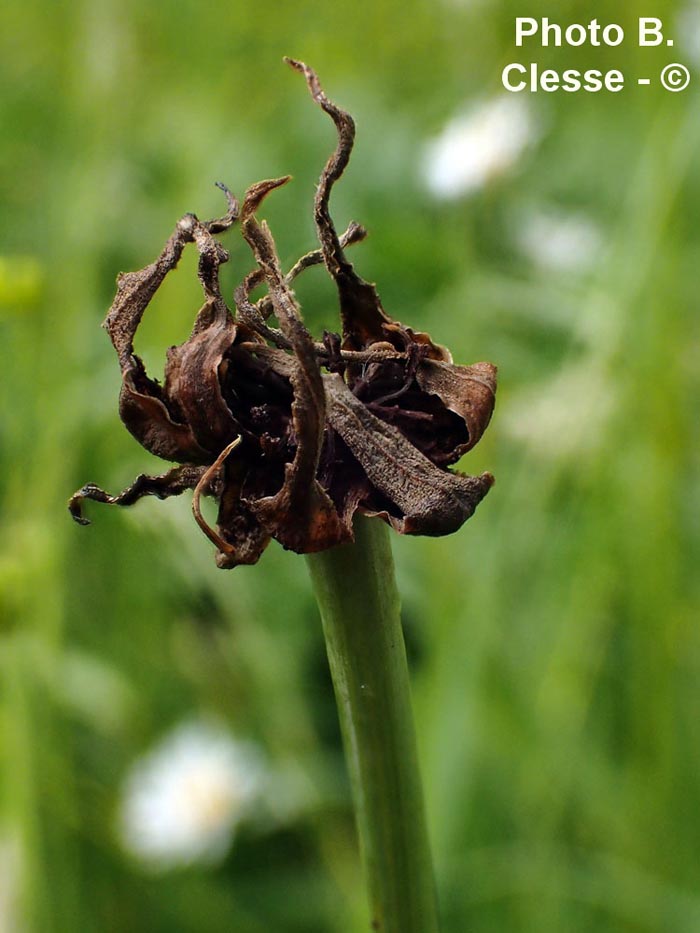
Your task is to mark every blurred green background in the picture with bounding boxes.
[1,0,699,930]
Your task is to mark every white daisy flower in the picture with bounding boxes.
[119,719,264,871]
[517,209,602,273]
[422,96,537,199]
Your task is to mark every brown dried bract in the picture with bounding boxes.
[69,60,497,569]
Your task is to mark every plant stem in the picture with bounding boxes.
[306,517,440,933]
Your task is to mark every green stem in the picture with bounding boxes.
[306,517,440,933]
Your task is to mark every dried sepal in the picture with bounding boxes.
[238,179,348,553]
[104,202,243,464]
[285,57,392,352]
[189,437,270,569]
[324,374,494,535]
[286,57,449,366]
[69,464,206,525]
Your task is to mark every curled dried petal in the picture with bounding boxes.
[415,359,497,454]
[324,374,494,536]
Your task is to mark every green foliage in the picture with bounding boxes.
[1,0,699,930]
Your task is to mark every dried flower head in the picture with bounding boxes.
[69,59,497,569]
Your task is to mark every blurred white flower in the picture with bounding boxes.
[502,361,616,459]
[119,719,264,871]
[517,210,602,274]
[422,96,536,199]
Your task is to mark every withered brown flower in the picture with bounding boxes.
[69,59,497,569]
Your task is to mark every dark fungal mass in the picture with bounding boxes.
[69,59,497,569]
